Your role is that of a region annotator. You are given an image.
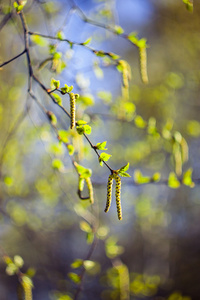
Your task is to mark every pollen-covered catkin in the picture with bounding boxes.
[69,92,76,129]
[85,177,94,204]
[115,175,122,220]
[139,47,148,84]
[21,278,32,300]
[105,175,114,213]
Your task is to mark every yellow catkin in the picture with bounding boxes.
[139,47,148,84]
[85,177,94,204]
[114,175,122,220]
[105,175,114,213]
[70,92,76,129]
[22,281,32,300]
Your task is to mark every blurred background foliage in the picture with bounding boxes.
[0,0,200,299]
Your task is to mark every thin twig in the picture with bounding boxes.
[0,50,26,68]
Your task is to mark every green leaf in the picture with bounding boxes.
[74,162,92,178]
[134,170,150,184]
[76,120,87,126]
[61,84,73,94]
[83,125,91,135]
[76,126,85,135]
[52,159,64,171]
[83,260,100,274]
[56,30,65,40]
[52,93,62,106]
[30,34,47,47]
[50,78,60,89]
[47,111,57,126]
[134,115,147,128]
[58,130,69,143]
[68,272,81,284]
[79,221,92,233]
[114,25,124,35]
[118,163,131,177]
[151,172,161,182]
[119,172,131,178]
[127,32,139,46]
[71,259,83,269]
[49,44,57,55]
[13,256,24,268]
[94,50,106,57]
[6,263,18,276]
[182,0,193,12]
[108,52,120,60]
[95,141,107,150]
[67,144,74,156]
[76,124,92,135]
[13,1,27,12]
[119,163,130,173]
[182,168,195,187]
[168,172,180,189]
[82,37,92,45]
[99,152,112,167]
[83,260,96,270]
[86,232,94,244]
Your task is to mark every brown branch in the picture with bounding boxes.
[0,50,26,68]
[0,12,13,31]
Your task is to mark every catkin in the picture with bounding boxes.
[22,281,32,300]
[105,175,114,213]
[70,92,76,129]
[85,177,94,204]
[114,175,122,220]
[139,47,148,84]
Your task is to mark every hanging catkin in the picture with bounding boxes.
[105,174,114,213]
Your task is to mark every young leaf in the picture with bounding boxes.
[168,172,180,189]
[30,34,47,47]
[13,255,24,268]
[182,0,193,12]
[68,272,81,284]
[52,93,62,106]
[74,162,92,178]
[134,170,150,184]
[47,111,57,126]
[56,30,65,40]
[76,120,87,126]
[119,163,130,173]
[182,168,195,187]
[67,144,74,156]
[61,84,73,94]
[114,25,124,35]
[83,125,91,135]
[13,1,27,13]
[99,152,112,167]
[76,124,91,135]
[52,159,64,171]
[58,130,69,143]
[71,259,83,269]
[50,78,60,89]
[151,172,161,182]
[79,221,92,233]
[95,141,107,150]
[82,37,92,45]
